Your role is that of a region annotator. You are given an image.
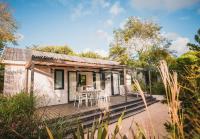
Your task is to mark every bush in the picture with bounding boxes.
[151,82,165,95]
[174,51,200,138]
[0,93,40,139]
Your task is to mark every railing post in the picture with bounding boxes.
[123,68,127,102]
[148,69,152,95]
[25,69,29,93]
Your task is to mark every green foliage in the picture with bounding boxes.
[0,3,17,51]
[0,64,4,92]
[173,51,200,138]
[151,82,165,95]
[136,46,175,69]
[132,79,147,92]
[30,45,75,55]
[79,51,104,59]
[187,28,200,51]
[0,93,40,139]
[109,17,174,69]
[111,17,164,55]
[176,51,200,68]
[109,44,133,65]
[121,17,161,43]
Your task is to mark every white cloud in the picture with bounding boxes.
[170,37,189,56]
[119,18,128,29]
[82,48,108,57]
[163,32,180,40]
[92,0,110,8]
[96,29,112,43]
[71,3,91,19]
[109,2,124,16]
[105,19,113,27]
[131,0,200,11]
[163,32,190,56]
[15,33,24,41]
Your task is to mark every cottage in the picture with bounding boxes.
[0,47,132,107]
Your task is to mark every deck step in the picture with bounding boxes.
[60,96,158,134]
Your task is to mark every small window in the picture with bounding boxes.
[93,72,96,89]
[78,74,86,86]
[120,72,124,85]
[100,72,105,90]
[54,69,64,90]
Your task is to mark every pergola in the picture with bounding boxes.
[24,50,129,102]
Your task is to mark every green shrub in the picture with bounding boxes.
[0,93,40,139]
[151,82,165,95]
[0,64,4,93]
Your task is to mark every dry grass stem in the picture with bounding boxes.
[157,60,184,139]
[133,79,155,138]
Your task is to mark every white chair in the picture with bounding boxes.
[74,86,88,107]
[97,90,110,103]
[86,86,96,106]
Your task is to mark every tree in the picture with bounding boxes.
[30,45,74,55]
[110,17,172,67]
[109,44,133,65]
[187,28,200,51]
[0,3,17,52]
[112,17,164,57]
[79,51,104,59]
[0,2,17,92]
[138,46,175,68]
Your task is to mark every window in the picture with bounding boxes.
[54,69,64,89]
[93,72,96,89]
[100,72,105,89]
[120,71,124,85]
[78,74,86,86]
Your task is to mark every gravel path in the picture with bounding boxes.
[107,102,170,138]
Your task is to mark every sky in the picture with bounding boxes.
[4,0,200,56]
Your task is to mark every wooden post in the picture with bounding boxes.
[30,64,34,100]
[25,69,29,93]
[148,69,152,95]
[123,68,127,102]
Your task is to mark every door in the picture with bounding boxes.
[112,73,120,95]
[68,71,77,102]
[105,73,112,96]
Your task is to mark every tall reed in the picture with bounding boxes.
[157,60,184,139]
[133,79,155,138]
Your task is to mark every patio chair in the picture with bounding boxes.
[87,90,97,106]
[74,86,88,108]
[86,86,98,106]
[97,90,110,103]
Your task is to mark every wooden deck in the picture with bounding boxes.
[36,95,139,120]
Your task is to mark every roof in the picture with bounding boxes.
[1,47,120,66]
